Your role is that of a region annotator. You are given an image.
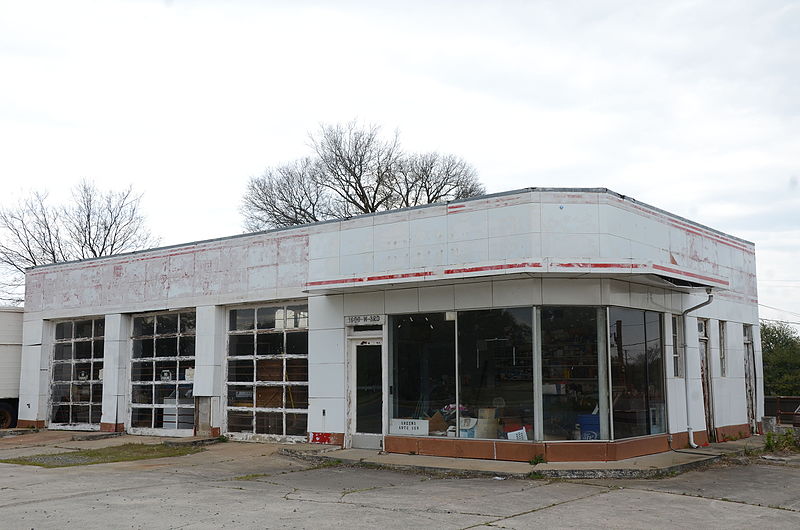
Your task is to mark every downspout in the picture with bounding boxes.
[682,287,714,448]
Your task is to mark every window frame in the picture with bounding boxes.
[50,317,105,428]
[129,310,197,432]
[224,302,309,439]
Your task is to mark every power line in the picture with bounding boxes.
[758,303,800,319]
[760,317,800,326]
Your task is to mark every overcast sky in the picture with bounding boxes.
[1,0,798,324]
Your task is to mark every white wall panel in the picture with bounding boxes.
[308,329,345,364]
[541,233,600,259]
[385,289,420,314]
[410,216,447,247]
[492,279,542,307]
[308,295,343,330]
[343,292,385,316]
[309,230,340,260]
[541,203,599,234]
[419,285,455,311]
[410,243,446,268]
[448,210,488,242]
[308,362,345,399]
[447,239,488,265]
[488,203,535,237]
[488,234,532,261]
[542,279,602,305]
[340,226,374,256]
[307,397,345,433]
[454,282,492,310]
[339,253,373,276]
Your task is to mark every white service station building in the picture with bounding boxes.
[17,188,762,462]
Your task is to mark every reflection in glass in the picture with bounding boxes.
[458,308,534,440]
[609,308,665,439]
[391,313,455,437]
[541,307,605,440]
[356,345,382,434]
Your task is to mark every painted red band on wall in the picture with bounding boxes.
[652,264,729,286]
[444,262,543,275]
[554,262,644,269]
[306,277,365,286]
[366,271,433,281]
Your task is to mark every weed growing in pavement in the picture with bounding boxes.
[529,454,547,466]
[763,431,799,452]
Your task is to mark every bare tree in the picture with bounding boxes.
[242,121,485,230]
[241,158,331,232]
[0,180,158,303]
[62,181,156,259]
[311,121,402,218]
[394,152,484,209]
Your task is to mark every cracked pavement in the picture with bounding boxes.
[0,436,799,529]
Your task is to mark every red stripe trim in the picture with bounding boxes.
[553,262,644,269]
[444,262,542,274]
[447,204,466,210]
[306,277,365,286]
[652,264,729,286]
[365,271,433,281]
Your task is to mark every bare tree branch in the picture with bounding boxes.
[241,121,486,229]
[241,158,332,231]
[0,181,158,304]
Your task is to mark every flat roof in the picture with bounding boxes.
[28,187,754,271]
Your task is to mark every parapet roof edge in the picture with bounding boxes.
[27,187,755,272]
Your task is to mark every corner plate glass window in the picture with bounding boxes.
[50,318,105,426]
[226,303,308,437]
[609,308,666,439]
[130,311,196,430]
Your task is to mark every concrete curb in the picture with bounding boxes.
[163,437,224,447]
[280,447,726,479]
[0,428,41,438]
[70,432,124,442]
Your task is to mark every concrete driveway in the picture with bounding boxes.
[0,433,798,529]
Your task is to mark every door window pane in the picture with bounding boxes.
[356,345,382,434]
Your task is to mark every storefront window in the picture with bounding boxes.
[457,308,533,440]
[609,308,666,439]
[541,307,606,440]
[390,313,455,437]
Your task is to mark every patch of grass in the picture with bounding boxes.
[310,458,343,470]
[0,443,203,468]
[529,454,547,466]
[528,471,546,479]
[764,431,800,453]
[233,473,269,481]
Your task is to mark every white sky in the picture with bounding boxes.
[1,0,798,324]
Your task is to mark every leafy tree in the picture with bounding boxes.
[241,120,485,230]
[761,320,800,396]
[0,180,158,304]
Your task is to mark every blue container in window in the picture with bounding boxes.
[577,414,600,440]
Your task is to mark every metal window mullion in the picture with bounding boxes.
[453,311,460,438]
[532,307,543,441]
[606,307,615,441]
